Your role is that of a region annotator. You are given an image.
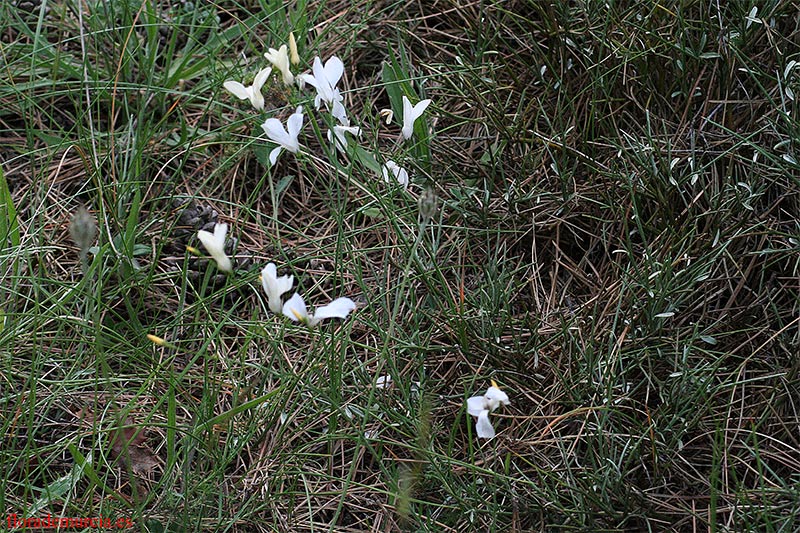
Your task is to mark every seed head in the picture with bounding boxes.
[69,206,97,254]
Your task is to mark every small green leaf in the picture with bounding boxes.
[359,207,382,218]
[133,244,151,256]
[0,165,20,248]
[28,458,87,516]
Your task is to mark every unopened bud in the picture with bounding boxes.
[69,206,96,255]
[288,32,300,65]
[418,186,438,221]
[147,334,176,349]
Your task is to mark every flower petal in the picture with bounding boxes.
[262,118,289,145]
[401,96,432,140]
[282,293,309,323]
[253,66,273,91]
[223,81,249,100]
[297,72,318,91]
[285,107,305,150]
[250,90,265,111]
[331,99,348,124]
[323,55,344,88]
[213,222,228,241]
[269,146,283,166]
[466,396,487,417]
[263,262,278,281]
[475,410,495,439]
[485,386,510,411]
[313,297,356,322]
[262,263,294,313]
[197,223,232,272]
[411,98,432,119]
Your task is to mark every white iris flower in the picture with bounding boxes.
[298,56,347,122]
[261,263,294,313]
[223,67,272,111]
[197,223,233,273]
[381,160,409,188]
[401,95,432,140]
[261,106,304,166]
[466,381,510,439]
[327,124,362,152]
[264,45,294,86]
[282,293,356,327]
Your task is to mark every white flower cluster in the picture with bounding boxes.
[172,34,511,444]
[191,222,355,327]
[221,33,432,188]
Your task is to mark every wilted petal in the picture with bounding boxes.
[379,108,394,124]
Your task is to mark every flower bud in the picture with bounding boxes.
[69,206,96,255]
[418,186,438,221]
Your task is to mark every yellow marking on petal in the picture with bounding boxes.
[291,308,304,321]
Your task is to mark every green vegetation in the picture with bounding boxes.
[1,0,798,531]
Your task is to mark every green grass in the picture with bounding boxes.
[1,0,799,531]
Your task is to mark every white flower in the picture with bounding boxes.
[375,375,392,389]
[298,56,347,122]
[401,95,432,140]
[379,108,394,124]
[381,160,409,188]
[264,45,294,85]
[261,263,294,313]
[282,293,356,327]
[466,382,510,439]
[261,106,304,166]
[223,67,272,111]
[327,124,362,152]
[197,223,232,273]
